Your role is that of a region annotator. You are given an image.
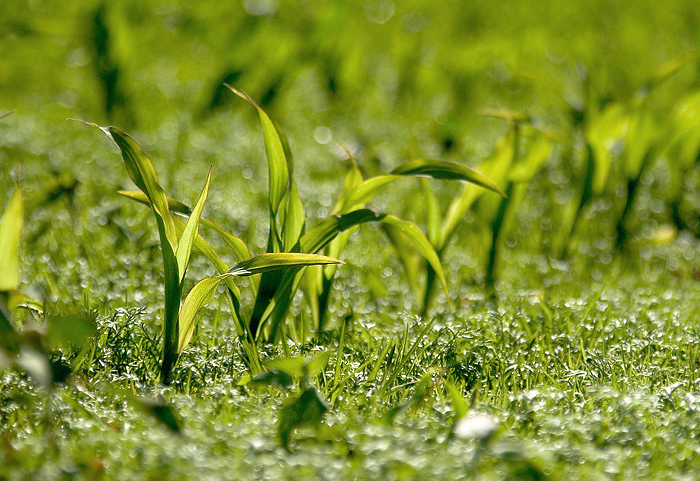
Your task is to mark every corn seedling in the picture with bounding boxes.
[227,86,506,338]
[78,121,342,384]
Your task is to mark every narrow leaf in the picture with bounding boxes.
[176,168,212,283]
[391,159,506,196]
[227,86,289,216]
[121,190,251,261]
[0,189,23,291]
[178,274,232,354]
[282,179,305,251]
[300,209,385,254]
[119,191,192,216]
[338,175,397,213]
[227,253,342,277]
[380,215,450,306]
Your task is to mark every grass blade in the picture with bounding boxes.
[0,188,23,291]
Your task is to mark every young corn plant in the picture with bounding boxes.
[561,58,697,254]
[304,146,509,326]
[225,86,505,339]
[78,121,342,384]
[114,87,503,347]
[375,110,549,309]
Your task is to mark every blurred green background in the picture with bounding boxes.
[2,0,699,139]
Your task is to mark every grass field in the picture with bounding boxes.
[3,1,700,479]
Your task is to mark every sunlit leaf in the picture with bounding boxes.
[391,159,506,196]
[0,188,23,291]
[227,253,342,277]
[227,86,289,216]
[176,167,212,283]
[585,103,628,195]
[300,209,385,254]
[178,274,231,354]
[380,215,450,306]
[282,179,305,251]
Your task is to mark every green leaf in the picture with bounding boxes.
[178,274,232,354]
[119,191,192,216]
[508,133,551,183]
[227,86,289,216]
[265,356,306,378]
[445,381,469,420]
[282,179,305,251]
[0,188,23,291]
[304,350,331,377]
[420,179,441,247]
[440,135,514,250]
[122,190,251,261]
[391,158,506,196]
[103,126,178,251]
[380,215,450,307]
[338,175,397,213]
[585,103,628,195]
[278,387,328,447]
[300,209,385,254]
[47,315,96,350]
[227,253,342,277]
[175,167,212,283]
[78,120,181,384]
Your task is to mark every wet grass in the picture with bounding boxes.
[3,113,700,479]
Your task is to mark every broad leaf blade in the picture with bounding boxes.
[176,168,212,283]
[391,159,506,196]
[0,188,23,291]
[227,253,342,277]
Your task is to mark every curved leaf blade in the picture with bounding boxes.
[391,159,506,197]
[0,188,23,291]
[176,167,212,283]
[178,274,232,354]
[338,175,397,213]
[380,215,451,307]
[227,253,342,277]
[300,209,385,254]
[227,85,289,216]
